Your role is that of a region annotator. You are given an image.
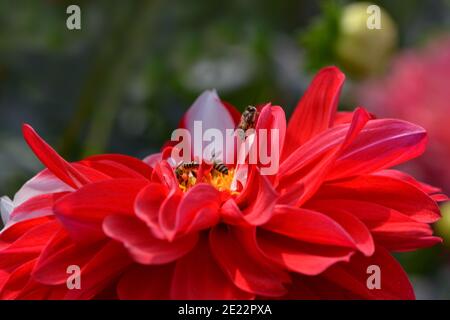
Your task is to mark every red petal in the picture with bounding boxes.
[137,183,221,241]
[332,111,354,126]
[322,246,415,299]
[71,163,112,182]
[284,272,362,299]
[157,188,183,238]
[374,234,442,252]
[262,205,357,249]
[310,199,439,252]
[279,108,370,178]
[283,66,345,158]
[313,208,375,256]
[117,264,174,300]
[63,240,132,299]
[254,104,286,171]
[257,229,354,276]
[22,124,90,188]
[13,169,74,207]
[0,216,54,246]
[209,225,291,297]
[0,260,36,299]
[31,230,102,285]
[171,237,253,299]
[0,220,58,256]
[0,219,59,275]
[53,178,148,243]
[169,183,221,238]
[151,160,179,190]
[333,111,376,126]
[134,182,168,239]
[315,174,441,223]
[328,119,427,180]
[432,194,449,202]
[373,169,442,195]
[78,160,144,180]
[16,282,67,300]
[103,215,197,265]
[223,171,278,226]
[8,192,68,225]
[81,154,152,179]
[278,107,371,206]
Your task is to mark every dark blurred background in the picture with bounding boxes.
[1,0,449,299]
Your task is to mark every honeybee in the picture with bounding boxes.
[212,160,229,175]
[175,161,199,183]
[210,150,229,175]
[236,105,258,140]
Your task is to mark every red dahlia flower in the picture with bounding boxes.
[357,37,450,195]
[0,67,446,300]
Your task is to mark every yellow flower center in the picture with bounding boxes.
[178,168,236,193]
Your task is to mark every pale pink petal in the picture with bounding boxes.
[180,90,236,162]
[13,170,74,208]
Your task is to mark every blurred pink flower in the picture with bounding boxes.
[357,36,450,194]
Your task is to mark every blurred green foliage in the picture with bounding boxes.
[301,1,342,72]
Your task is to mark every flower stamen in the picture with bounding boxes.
[176,166,236,193]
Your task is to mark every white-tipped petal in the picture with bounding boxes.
[1,196,14,225]
[13,169,73,207]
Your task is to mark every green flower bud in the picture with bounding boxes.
[336,2,397,77]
